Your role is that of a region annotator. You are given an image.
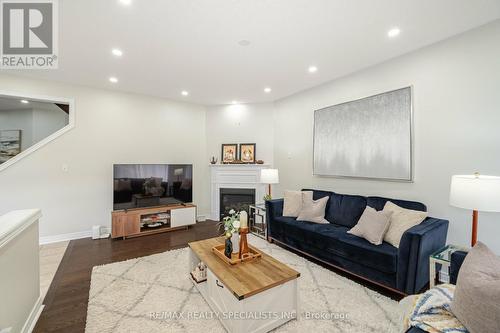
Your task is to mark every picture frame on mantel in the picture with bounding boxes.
[239,143,256,164]
[221,143,238,164]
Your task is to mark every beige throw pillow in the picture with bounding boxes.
[382,201,427,248]
[451,242,500,333]
[297,195,329,224]
[348,206,392,245]
[283,190,313,217]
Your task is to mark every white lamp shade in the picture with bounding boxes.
[260,169,279,184]
[450,175,500,212]
[174,168,184,176]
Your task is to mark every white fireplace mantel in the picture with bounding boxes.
[210,164,270,221]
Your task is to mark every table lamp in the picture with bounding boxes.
[449,173,500,246]
[260,169,279,199]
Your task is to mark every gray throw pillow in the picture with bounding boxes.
[297,195,329,224]
[283,190,313,217]
[348,206,392,245]
[451,242,500,333]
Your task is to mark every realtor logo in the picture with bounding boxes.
[1,0,58,69]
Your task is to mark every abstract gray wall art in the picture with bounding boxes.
[313,87,412,181]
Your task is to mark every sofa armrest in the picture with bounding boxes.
[265,199,284,238]
[397,217,449,294]
[450,251,468,284]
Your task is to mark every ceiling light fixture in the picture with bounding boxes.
[181,90,189,96]
[387,27,401,38]
[119,0,132,5]
[308,66,318,73]
[231,100,238,105]
[20,99,29,104]
[109,77,118,83]
[264,87,272,93]
[112,48,123,57]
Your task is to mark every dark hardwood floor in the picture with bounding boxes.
[34,220,221,333]
[34,220,402,332]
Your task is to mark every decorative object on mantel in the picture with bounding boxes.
[239,143,256,163]
[210,156,218,164]
[221,143,238,164]
[256,160,264,164]
[261,169,279,201]
[313,86,412,181]
[449,173,500,246]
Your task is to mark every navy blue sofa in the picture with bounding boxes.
[406,251,467,333]
[265,189,449,294]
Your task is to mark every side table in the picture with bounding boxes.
[248,204,266,239]
[429,244,468,288]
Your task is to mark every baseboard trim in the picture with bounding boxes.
[39,230,92,245]
[21,295,44,333]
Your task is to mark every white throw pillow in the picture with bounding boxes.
[348,206,393,245]
[283,190,313,217]
[297,195,329,224]
[382,201,428,248]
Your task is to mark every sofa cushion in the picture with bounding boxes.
[326,193,367,228]
[323,230,398,273]
[273,216,338,248]
[367,196,426,212]
[452,242,500,333]
[273,216,397,273]
[348,206,392,245]
[297,195,329,224]
[383,201,428,248]
[283,190,313,217]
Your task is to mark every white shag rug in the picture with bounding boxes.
[86,235,402,333]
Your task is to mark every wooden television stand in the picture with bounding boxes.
[111,203,196,239]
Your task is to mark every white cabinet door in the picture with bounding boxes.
[171,207,196,227]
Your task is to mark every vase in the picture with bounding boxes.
[231,232,240,254]
[224,238,232,258]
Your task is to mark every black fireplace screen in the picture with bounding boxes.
[219,188,255,220]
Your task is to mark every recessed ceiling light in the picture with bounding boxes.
[308,66,318,73]
[112,48,123,57]
[238,40,251,47]
[264,87,272,93]
[20,99,29,104]
[109,77,118,83]
[181,90,189,96]
[387,27,401,38]
[119,0,132,5]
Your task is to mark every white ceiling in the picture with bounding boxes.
[10,0,500,105]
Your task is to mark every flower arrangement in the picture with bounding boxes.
[220,209,240,238]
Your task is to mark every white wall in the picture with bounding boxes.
[206,103,274,165]
[273,21,500,253]
[32,107,69,143]
[0,74,209,240]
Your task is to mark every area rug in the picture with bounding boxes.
[86,235,402,332]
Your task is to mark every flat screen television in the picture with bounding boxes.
[113,164,193,210]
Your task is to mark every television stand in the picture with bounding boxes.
[111,204,196,239]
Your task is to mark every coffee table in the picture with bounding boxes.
[188,237,300,333]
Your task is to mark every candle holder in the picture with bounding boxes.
[239,227,250,259]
